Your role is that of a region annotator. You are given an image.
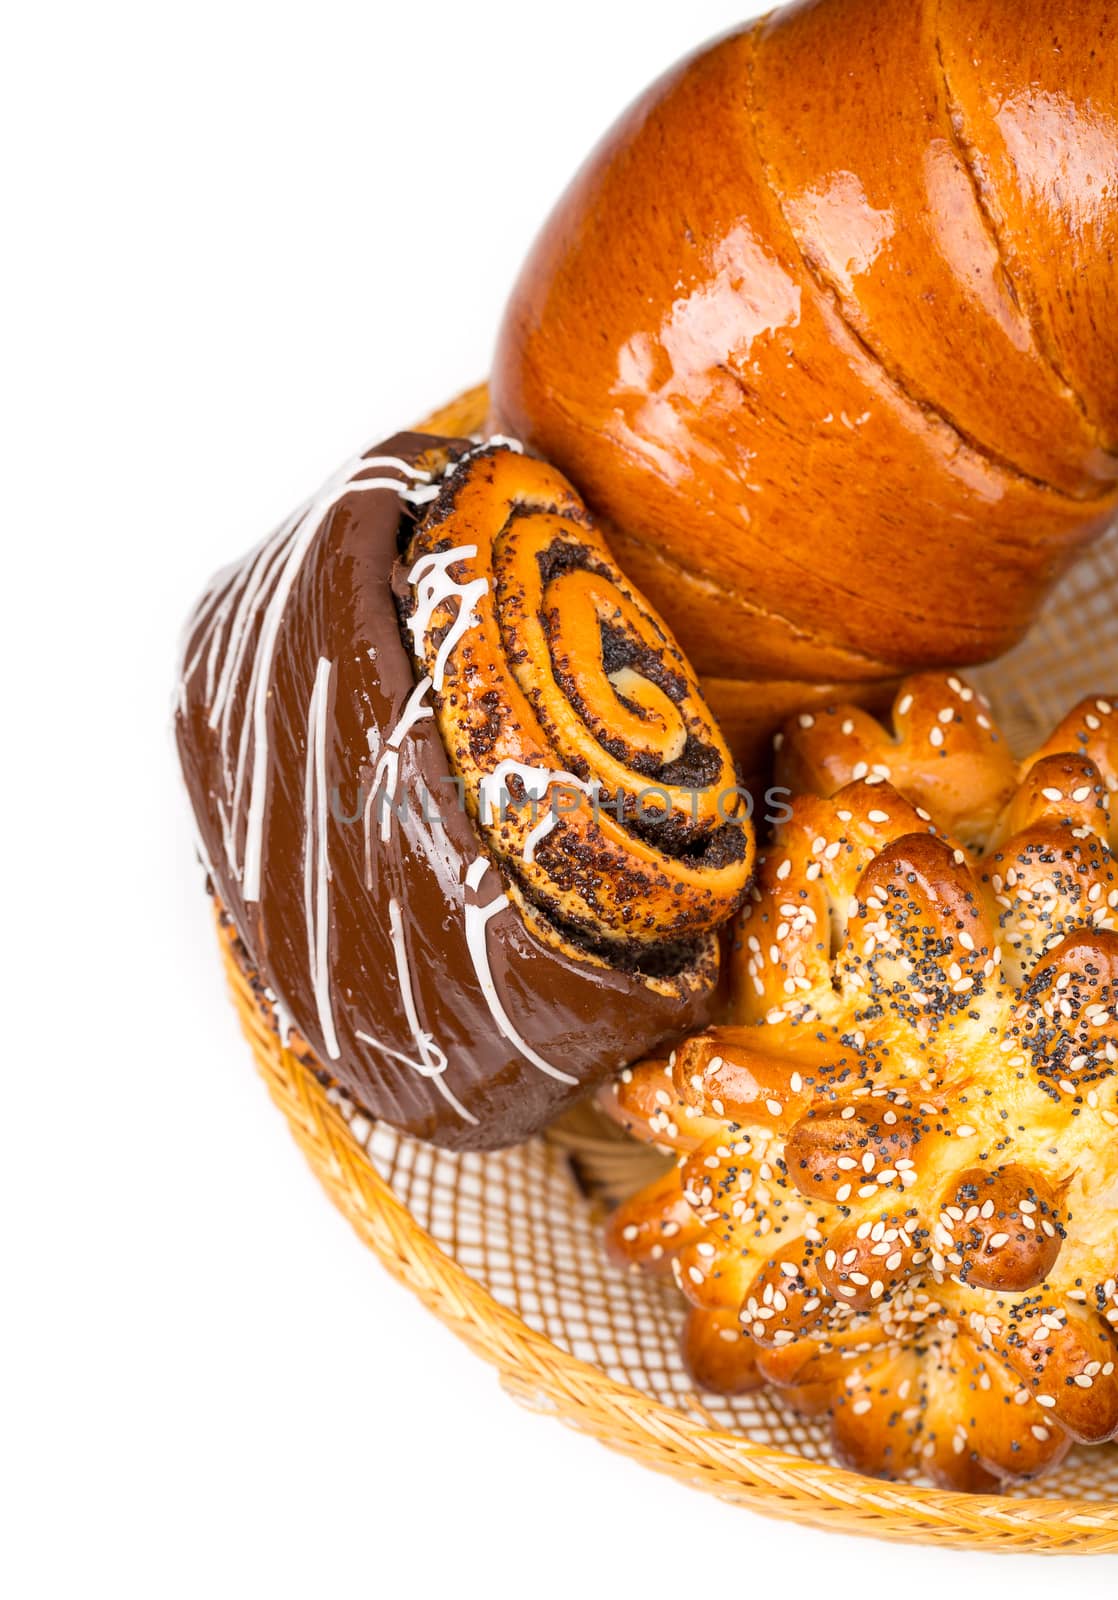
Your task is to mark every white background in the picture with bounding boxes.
[4,1,1116,1593]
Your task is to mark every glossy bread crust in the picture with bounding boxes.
[492,0,1118,684]
[601,680,1118,1489]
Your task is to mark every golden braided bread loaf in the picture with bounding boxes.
[601,678,1118,1489]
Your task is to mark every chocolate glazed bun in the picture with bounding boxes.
[490,0,1118,688]
[176,433,752,1149]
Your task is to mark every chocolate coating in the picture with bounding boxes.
[176,433,725,1148]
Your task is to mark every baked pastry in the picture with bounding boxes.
[601,678,1118,1488]
[492,0,1118,721]
[176,432,751,1149]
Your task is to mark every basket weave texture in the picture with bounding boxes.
[213,385,1118,1551]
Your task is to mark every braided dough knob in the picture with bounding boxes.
[600,678,1118,1484]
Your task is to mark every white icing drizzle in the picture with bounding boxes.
[478,759,600,863]
[176,554,244,713]
[365,674,436,858]
[214,525,302,874]
[202,583,241,709]
[209,519,298,735]
[304,657,341,1060]
[406,545,488,691]
[358,454,434,481]
[355,899,478,1126]
[176,433,530,1133]
[179,437,520,897]
[463,858,579,1085]
[241,470,439,900]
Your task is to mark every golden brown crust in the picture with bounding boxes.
[751,0,1117,495]
[492,2,1118,684]
[773,675,1017,847]
[937,1164,1064,1293]
[599,679,1118,1487]
[1022,696,1118,850]
[935,0,1118,443]
[604,1164,704,1272]
[682,1307,765,1396]
[597,1059,717,1153]
[402,448,753,951]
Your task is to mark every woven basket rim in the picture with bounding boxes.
[207,386,1118,1552]
[220,916,1118,1551]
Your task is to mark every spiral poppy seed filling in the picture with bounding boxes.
[176,430,749,1150]
[396,445,752,969]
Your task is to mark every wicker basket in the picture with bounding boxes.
[212,385,1118,1552]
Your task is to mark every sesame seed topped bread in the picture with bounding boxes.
[600,678,1118,1490]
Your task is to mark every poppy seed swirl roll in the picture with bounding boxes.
[397,448,752,956]
[176,431,751,1149]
